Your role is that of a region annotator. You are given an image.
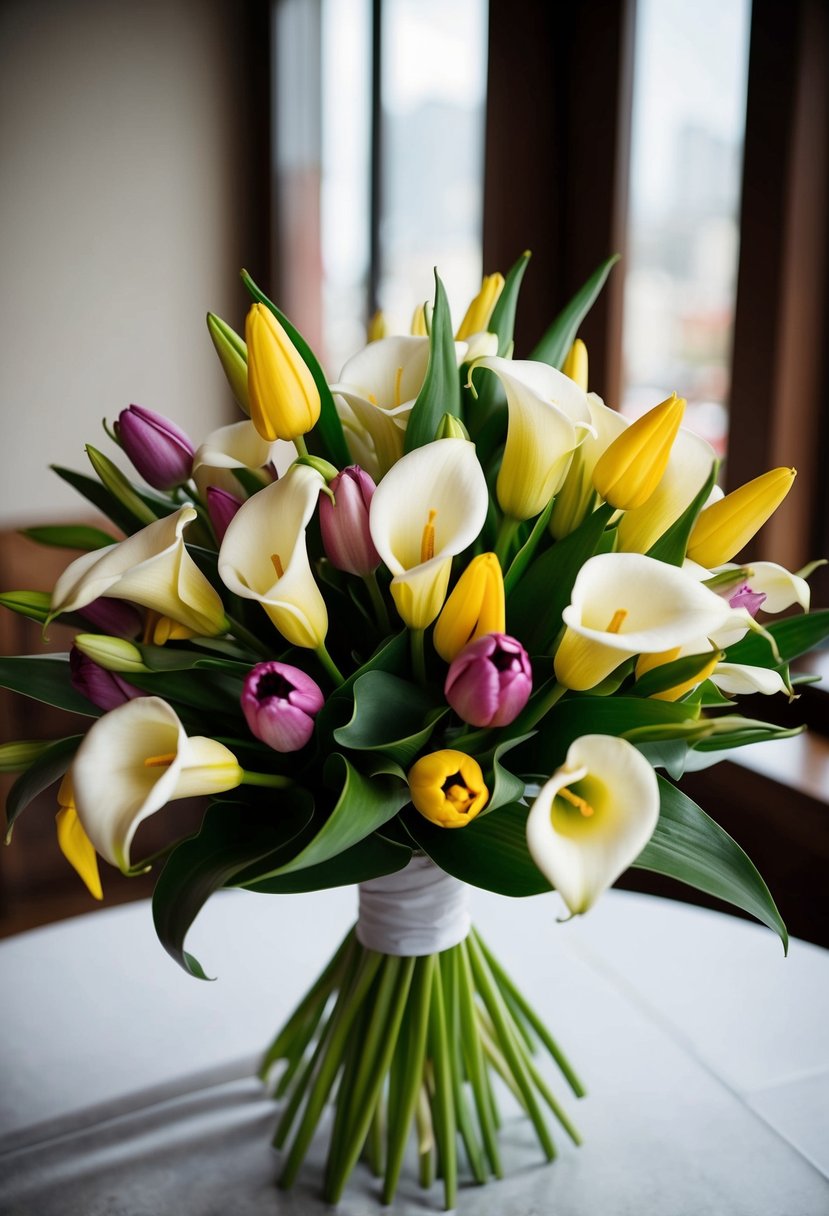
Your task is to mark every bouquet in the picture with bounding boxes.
[2,253,827,1209]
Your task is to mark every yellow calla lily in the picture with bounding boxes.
[455,272,505,341]
[561,339,589,391]
[433,552,505,662]
[56,774,103,900]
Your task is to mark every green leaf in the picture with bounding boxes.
[646,461,718,566]
[21,524,117,551]
[0,654,101,717]
[125,667,246,716]
[240,832,412,893]
[530,255,619,369]
[333,671,446,768]
[404,802,550,897]
[50,465,176,535]
[152,791,314,978]
[634,777,788,950]
[241,269,351,468]
[466,252,531,434]
[5,735,82,840]
[503,494,556,596]
[725,609,829,668]
[630,649,722,699]
[0,590,52,624]
[314,630,409,743]
[404,271,461,452]
[633,739,691,781]
[482,733,532,814]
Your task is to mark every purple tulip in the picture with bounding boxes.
[206,486,243,544]
[78,596,143,638]
[319,466,381,576]
[241,661,325,753]
[728,582,767,617]
[116,403,195,490]
[69,647,143,712]
[445,632,532,728]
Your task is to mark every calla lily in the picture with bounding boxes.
[56,774,102,900]
[526,734,660,915]
[455,272,504,341]
[470,357,592,520]
[369,439,488,630]
[218,462,328,648]
[192,419,289,498]
[554,552,741,690]
[71,696,243,871]
[50,507,228,638]
[617,429,718,554]
[715,560,811,615]
[549,393,628,539]
[561,338,589,391]
[708,663,789,697]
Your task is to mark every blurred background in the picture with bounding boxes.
[1,0,827,940]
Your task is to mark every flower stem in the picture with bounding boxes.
[494,515,520,567]
[410,628,427,685]
[293,434,309,459]
[364,570,391,634]
[241,770,293,788]
[315,642,346,686]
[224,614,272,658]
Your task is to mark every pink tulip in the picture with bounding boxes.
[117,403,195,490]
[445,632,532,728]
[319,466,381,576]
[241,661,325,752]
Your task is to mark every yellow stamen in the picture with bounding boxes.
[368,392,378,405]
[144,752,176,769]
[605,608,628,634]
[393,366,404,408]
[271,553,285,578]
[443,775,474,815]
[558,786,595,817]
[420,509,437,563]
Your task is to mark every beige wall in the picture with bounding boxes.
[0,0,258,526]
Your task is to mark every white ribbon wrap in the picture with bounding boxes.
[356,855,470,956]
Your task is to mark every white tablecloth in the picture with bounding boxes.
[1,886,827,1214]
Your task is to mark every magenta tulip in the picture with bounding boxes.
[69,648,143,712]
[319,466,381,576]
[241,661,325,753]
[445,632,532,727]
[78,596,143,638]
[117,403,195,490]
[206,486,243,544]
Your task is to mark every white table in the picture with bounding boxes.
[1,887,827,1214]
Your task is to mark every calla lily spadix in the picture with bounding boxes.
[369,438,488,630]
[616,428,717,555]
[554,552,743,691]
[71,696,243,871]
[218,462,328,649]
[526,734,660,916]
[50,507,228,638]
[469,357,593,520]
[192,419,289,498]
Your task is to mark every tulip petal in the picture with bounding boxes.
[617,428,717,554]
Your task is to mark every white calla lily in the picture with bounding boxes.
[50,507,228,637]
[192,420,292,497]
[369,438,488,629]
[554,552,741,690]
[471,357,593,520]
[71,696,242,871]
[617,428,717,555]
[715,560,811,614]
[218,462,327,648]
[709,663,789,697]
[526,734,660,915]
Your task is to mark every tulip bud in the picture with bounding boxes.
[206,486,243,544]
[73,633,149,674]
[455,272,505,340]
[245,303,321,443]
[562,339,589,391]
[0,739,52,774]
[433,553,505,662]
[686,467,796,568]
[593,393,685,510]
[367,310,387,342]
[319,466,381,576]
[407,749,489,828]
[206,312,251,414]
[116,404,195,491]
[85,445,157,525]
[241,661,324,752]
[70,647,143,711]
[444,632,532,727]
[433,413,470,442]
[78,597,143,638]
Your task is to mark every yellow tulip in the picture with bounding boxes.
[367,309,388,342]
[246,303,321,443]
[593,393,685,511]
[408,749,489,828]
[56,775,103,900]
[686,467,796,567]
[433,553,505,662]
[455,273,505,340]
[561,339,588,391]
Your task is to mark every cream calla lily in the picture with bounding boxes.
[554,552,741,690]
[192,420,291,498]
[71,696,242,871]
[714,561,811,614]
[218,462,327,648]
[617,428,717,555]
[369,438,488,629]
[526,734,660,915]
[471,357,592,520]
[50,507,228,637]
[709,663,789,697]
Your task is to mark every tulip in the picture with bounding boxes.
[246,302,321,443]
[553,552,739,690]
[433,553,505,662]
[319,466,381,575]
[56,774,103,900]
[411,303,430,336]
[206,486,243,544]
[686,467,796,567]
[77,597,143,639]
[549,393,628,539]
[70,696,243,871]
[367,310,387,342]
[50,507,228,638]
[445,632,532,727]
[455,272,505,340]
[192,419,286,499]
[70,647,143,711]
[616,428,718,554]
[206,312,250,414]
[218,462,328,649]
[116,404,195,491]
[593,393,685,511]
[526,734,660,916]
[469,357,592,520]
[408,749,489,828]
[561,338,588,391]
[241,661,324,752]
[369,438,489,630]
[0,740,52,774]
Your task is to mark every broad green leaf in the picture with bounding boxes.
[725,610,829,668]
[0,590,52,624]
[314,630,409,742]
[404,803,550,897]
[125,667,246,716]
[633,739,691,780]
[21,524,117,551]
[481,733,532,814]
[50,466,175,535]
[503,493,556,596]
[0,655,101,717]
[634,777,788,950]
[152,791,314,978]
[630,649,722,699]
[241,270,351,467]
[404,271,461,452]
[692,720,804,752]
[240,832,412,894]
[530,255,620,369]
[333,671,446,768]
[646,461,718,566]
[4,735,82,840]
